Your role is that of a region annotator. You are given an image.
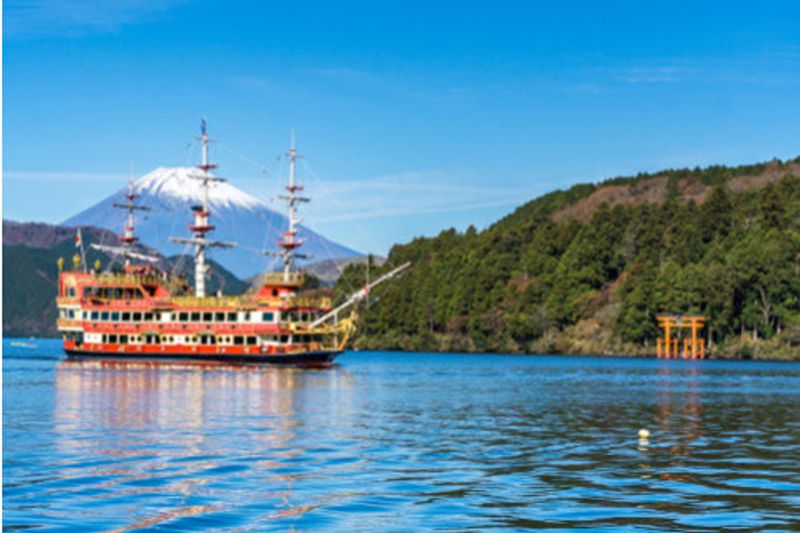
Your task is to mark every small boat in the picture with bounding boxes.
[55,121,409,365]
[10,341,37,349]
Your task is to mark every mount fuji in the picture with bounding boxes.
[62,167,360,279]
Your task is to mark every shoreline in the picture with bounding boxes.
[7,337,797,362]
[350,347,799,362]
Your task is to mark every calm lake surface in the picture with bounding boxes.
[3,339,800,531]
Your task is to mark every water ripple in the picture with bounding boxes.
[4,341,800,531]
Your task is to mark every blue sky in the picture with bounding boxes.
[4,1,800,254]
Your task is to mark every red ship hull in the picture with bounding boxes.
[64,348,341,366]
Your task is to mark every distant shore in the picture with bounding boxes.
[7,334,796,362]
[352,334,800,361]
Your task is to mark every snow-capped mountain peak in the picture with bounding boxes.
[135,167,264,211]
[62,166,359,278]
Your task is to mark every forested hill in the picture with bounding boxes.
[337,157,800,359]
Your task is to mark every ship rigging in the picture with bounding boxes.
[90,174,159,267]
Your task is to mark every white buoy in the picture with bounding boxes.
[638,428,651,439]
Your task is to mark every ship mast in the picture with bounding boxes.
[91,171,158,267]
[115,174,150,267]
[276,131,309,281]
[169,119,236,297]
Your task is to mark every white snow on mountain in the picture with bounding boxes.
[135,167,264,211]
[63,166,360,278]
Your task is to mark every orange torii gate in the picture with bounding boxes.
[656,315,706,359]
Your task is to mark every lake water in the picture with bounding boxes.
[3,339,800,531]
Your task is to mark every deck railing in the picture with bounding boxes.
[260,272,305,285]
[288,297,332,309]
[166,295,331,309]
[95,273,167,286]
[169,295,257,308]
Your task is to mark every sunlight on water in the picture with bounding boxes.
[4,340,800,531]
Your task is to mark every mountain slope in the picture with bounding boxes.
[338,156,800,359]
[3,225,115,337]
[62,167,360,278]
[302,255,386,285]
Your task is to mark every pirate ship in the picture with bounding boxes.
[55,122,409,365]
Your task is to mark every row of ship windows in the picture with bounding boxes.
[63,287,157,299]
[64,332,327,346]
[59,309,319,323]
[83,287,146,300]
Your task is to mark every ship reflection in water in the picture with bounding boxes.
[53,360,356,530]
[4,341,800,531]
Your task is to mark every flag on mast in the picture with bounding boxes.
[75,228,88,272]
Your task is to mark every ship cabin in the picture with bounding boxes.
[56,266,339,355]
